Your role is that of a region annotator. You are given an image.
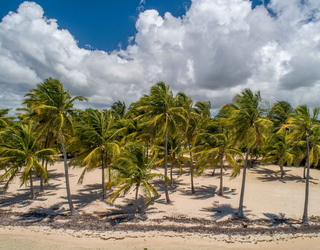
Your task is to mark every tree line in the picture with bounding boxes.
[0,78,318,224]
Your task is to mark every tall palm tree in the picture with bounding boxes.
[282,105,320,224]
[136,82,188,204]
[108,143,170,212]
[68,109,125,199]
[0,123,58,198]
[22,78,87,215]
[221,88,272,218]
[176,92,201,193]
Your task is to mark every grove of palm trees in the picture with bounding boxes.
[1,78,320,247]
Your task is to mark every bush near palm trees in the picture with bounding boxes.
[22,78,87,215]
[0,122,58,198]
[108,143,170,212]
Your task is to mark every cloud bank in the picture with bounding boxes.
[1,0,320,113]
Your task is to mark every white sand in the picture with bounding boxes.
[1,162,320,249]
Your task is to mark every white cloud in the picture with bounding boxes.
[1,0,320,112]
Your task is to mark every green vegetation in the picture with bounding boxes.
[1,78,319,224]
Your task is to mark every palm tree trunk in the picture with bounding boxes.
[135,183,141,212]
[170,162,173,185]
[238,147,250,219]
[302,132,310,224]
[60,130,78,216]
[211,168,215,176]
[250,147,254,168]
[30,172,34,200]
[280,165,284,179]
[146,142,149,163]
[101,151,106,199]
[218,153,224,196]
[187,135,195,194]
[303,166,307,179]
[164,127,171,204]
[40,130,50,192]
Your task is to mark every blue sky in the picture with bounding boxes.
[1,0,269,52]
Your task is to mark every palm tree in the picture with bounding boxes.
[282,105,320,224]
[154,135,188,184]
[111,100,127,119]
[269,101,294,131]
[136,82,188,204]
[194,127,243,196]
[22,78,87,215]
[68,109,125,199]
[108,143,170,212]
[0,123,58,198]
[261,131,295,179]
[176,92,199,193]
[0,109,14,129]
[221,88,272,218]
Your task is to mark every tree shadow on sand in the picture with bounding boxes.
[179,185,217,199]
[91,195,159,225]
[263,212,299,227]
[0,183,59,208]
[68,183,102,209]
[252,167,318,184]
[202,203,252,220]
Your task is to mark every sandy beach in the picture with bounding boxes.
[1,162,320,249]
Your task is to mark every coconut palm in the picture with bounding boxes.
[136,82,188,204]
[111,100,127,119]
[68,109,125,199]
[153,135,188,184]
[0,123,58,198]
[22,78,87,215]
[176,92,200,193]
[194,127,243,196]
[0,109,14,130]
[108,143,170,212]
[282,105,320,224]
[290,126,320,179]
[269,101,294,131]
[221,88,272,218]
[261,131,295,179]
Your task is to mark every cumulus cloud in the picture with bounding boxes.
[1,0,320,114]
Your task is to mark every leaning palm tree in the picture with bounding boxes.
[282,105,320,224]
[22,78,87,215]
[108,143,170,212]
[136,82,188,204]
[68,109,125,199]
[221,88,272,218]
[0,122,58,198]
